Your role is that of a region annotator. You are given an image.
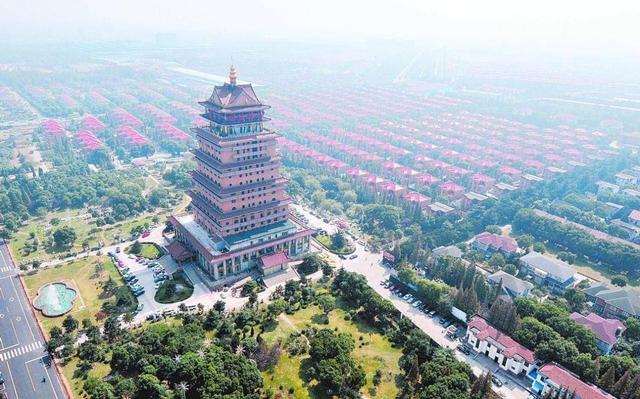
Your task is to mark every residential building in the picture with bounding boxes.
[487,271,533,298]
[596,181,620,195]
[473,232,518,257]
[519,252,576,293]
[427,202,455,216]
[628,209,640,226]
[169,66,314,281]
[466,316,537,376]
[530,363,615,399]
[615,172,637,187]
[583,283,640,320]
[432,245,463,260]
[570,312,625,355]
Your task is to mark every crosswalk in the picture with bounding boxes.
[0,264,13,273]
[0,341,45,361]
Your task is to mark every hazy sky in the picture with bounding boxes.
[1,0,639,54]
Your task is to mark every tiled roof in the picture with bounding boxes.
[488,271,533,296]
[432,245,462,258]
[520,252,576,283]
[583,283,640,317]
[468,316,535,363]
[260,252,289,269]
[474,232,518,253]
[628,209,640,222]
[166,240,193,262]
[206,82,269,113]
[539,363,616,399]
[570,312,625,346]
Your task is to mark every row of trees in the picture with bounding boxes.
[513,209,640,276]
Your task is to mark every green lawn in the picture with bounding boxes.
[9,192,191,266]
[261,300,401,399]
[62,357,111,399]
[155,270,194,303]
[126,242,163,259]
[23,256,136,334]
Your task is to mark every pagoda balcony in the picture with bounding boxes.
[189,190,291,221]
[201,112,272,126]
[192,171,287,197]
[193,148,276,171]
[193,127,279,145]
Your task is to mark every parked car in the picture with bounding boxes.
[456,344,471,355]
[428,310,436,318]
[349,254,358,259]
[491,375,504,387]
[442,319,454,328]
[412,301,422,308]
[446,325,458,338]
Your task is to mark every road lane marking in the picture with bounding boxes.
[5,357,20,399]
[25,352,60,399]
[8,276,35,340]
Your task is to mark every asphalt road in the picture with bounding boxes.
[0,241,67,399]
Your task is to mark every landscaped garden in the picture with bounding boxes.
[9,209,164,266]
[316,231,355,255]
[23,256,137,333]
[260,298,402,398]
[154,270,194,303]
[125,241,163,259]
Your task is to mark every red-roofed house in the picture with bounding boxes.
[259,252,290,276]
[466,316,537,376]
[628,209,640,227]
[440,181,465,199]
[403,191,431,212]
[377,181,407,205]
[570,312,625,354]
[471,173,495,192]
[531,363,616,399]
[473,232,518,257]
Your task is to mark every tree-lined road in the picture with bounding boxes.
[293,205,531,399]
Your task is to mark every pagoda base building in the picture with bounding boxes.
[169,66,314,281]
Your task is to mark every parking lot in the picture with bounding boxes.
[108,248,211,319]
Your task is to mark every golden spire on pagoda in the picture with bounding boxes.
[229,64,237,86]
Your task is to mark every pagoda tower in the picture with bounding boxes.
[169,66,313,280]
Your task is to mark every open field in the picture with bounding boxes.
[261,299,401,399]
[23,255,135,333]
